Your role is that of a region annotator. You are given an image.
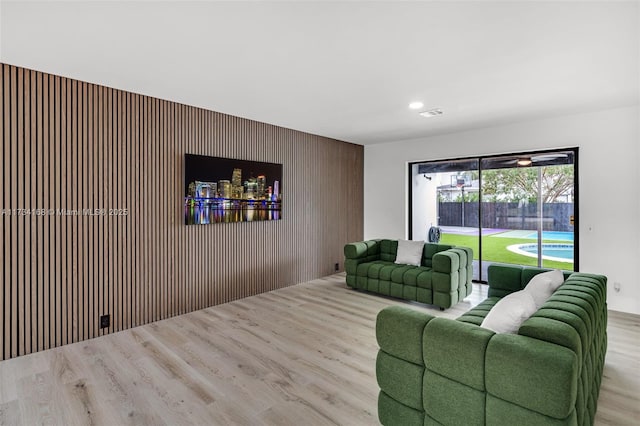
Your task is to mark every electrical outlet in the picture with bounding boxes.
[100,314,110,329]
[614,282,621,293]
[334,262,339,272]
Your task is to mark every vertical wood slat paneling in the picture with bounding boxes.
[88,83,95,338]
[21,68,28,356]
[0,63,364,361]
[35,71,43,352]
[28,69,37,354]
[1,65,6,361]
[11,66,18,359]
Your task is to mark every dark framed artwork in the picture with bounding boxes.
[184,154,282,225]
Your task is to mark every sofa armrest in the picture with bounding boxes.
[376,306,434,422]
[432,249,460,274]
[344,240,381,277]
[451,246,473,281]
[423,318,494,390]
[344,240,374,260]
[431,248,466,308]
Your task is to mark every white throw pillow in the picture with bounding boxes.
[394,240,424,266]
[480,290,538,334]
[523,269,565,309]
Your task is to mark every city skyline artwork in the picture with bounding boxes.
[184,154,282,225]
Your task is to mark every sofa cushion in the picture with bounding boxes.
[486,334,579,419]
[400,267,432,287]
[423,370,486,426]
[524,269,565,308]
[391,265,416,284]
[380,239,398,262]
[395,240,425,266]
[480,290,538,334]
[365,261,395,278]
[424,318,494,391]
[457,297,500,326]
[356,261,394,278]
[378,391,424,426]
[380,265,397,281]
[422,243,453,267]
[487,264,524,297]
[415,270,433,289]
[377,351,424,410]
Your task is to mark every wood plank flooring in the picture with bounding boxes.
[0,274,638,425]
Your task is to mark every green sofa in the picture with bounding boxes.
[376,264,607,426]
[344,239,473,310]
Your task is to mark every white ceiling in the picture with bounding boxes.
[1,1,638,145]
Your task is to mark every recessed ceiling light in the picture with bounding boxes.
[409,101,424,110]
[517,158,532,166]
[419,108,443,118]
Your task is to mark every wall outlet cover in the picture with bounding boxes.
[100,314,110,329]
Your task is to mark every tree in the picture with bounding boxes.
[481,165,573,203]
[454,191,480,202]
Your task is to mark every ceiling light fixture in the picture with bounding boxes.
[419,108,443,118]
[409,101,424,110]
[517,158,532,166]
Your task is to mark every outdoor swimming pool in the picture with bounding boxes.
[507,243,574,263]
[524,231,574,242]
[489,229,575,242]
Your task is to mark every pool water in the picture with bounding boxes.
[507,243,574,262]
[520,244,574,260]
[524,231,574,242]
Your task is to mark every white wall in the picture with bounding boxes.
[410,164,440,241]
[364,106,640,314]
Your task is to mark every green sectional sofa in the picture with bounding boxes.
[376,264,607,426]
[344,239,473,310]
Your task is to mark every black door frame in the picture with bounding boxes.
[407,147,579,282]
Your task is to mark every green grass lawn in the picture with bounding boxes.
[439,233,573,271]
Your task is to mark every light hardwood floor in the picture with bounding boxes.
[0,274,638,425]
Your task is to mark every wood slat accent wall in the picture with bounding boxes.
[0,63,364,361]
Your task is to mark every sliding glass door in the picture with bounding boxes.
[479,152,575,275]
[409,149,577,282]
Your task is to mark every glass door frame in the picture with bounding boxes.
[408,147,579,283]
